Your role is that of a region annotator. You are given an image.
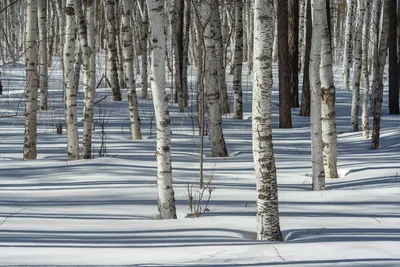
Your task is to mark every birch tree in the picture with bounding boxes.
[371,0,389,149]
[300,0,311,117]
[24,0,39,160]
[140,0,149,99]
[121,0,142,140]
[38,0,48,111]
[64,0,79,160]
[253,0,282,241]
[233,0,244,120]
[310,0,325,190]
[388,0,399,114]
[320,0,338,179]
[288,0,299,108]
[201,0,228,157]
[147,0,177,219]
[104,0,122,101]
[343,0,356,90]
[76,0,96,159]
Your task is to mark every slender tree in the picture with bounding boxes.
[253,0,283,241]
[104,0,122,101]
[147,0,177,219]
[300,0,311,117]
[310,0,325,190]
[24,0,39,160]
[121,0,142,140]
[38,0,48,111]
[278,0,292,128]
[288,0,299,108]
[389,0,399,114]
[233,0,244,119]
[343,0,356,90]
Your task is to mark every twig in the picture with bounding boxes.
[0,208,26,226]
[273,246,285,261]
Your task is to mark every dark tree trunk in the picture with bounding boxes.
[300,0,311,117]
[278,0,292,128]
[389,0,400,114]
[288,0,299,108]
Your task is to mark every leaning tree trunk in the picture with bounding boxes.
[202,0,228,157]
[342,0,356,90]
[320,0,338,179]
[147,0,177,219]
[371,0,389,150]
[38,0,48,111]
[64,0,79,160]
[350,0,365,132]
[104,0,122,101]
[253,0,283,242]
[278,0,292,128]
[310,0,325,190]
[233,0,244,120]
[77,0,96,159]
[121,0,142,140]
[24,0,39,160]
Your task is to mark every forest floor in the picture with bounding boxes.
[0,59,399,266]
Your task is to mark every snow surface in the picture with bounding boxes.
[0,59,399,266]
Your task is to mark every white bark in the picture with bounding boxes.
[38,0,48,111]
[64,0,79,160]
[24,0,39,160]
[233,0,244,120]
[343,0,356,90]
[320,0,338,179]
[310,0,325,190]
[202,0,228,157]
[104,0,122,101]
[121,0,142,140]
[350,0,365,132]
[272,0,278,62]
[361,0,372,139]
[299,0,306,71]
[147,0,177,219]
[253,0,282,241]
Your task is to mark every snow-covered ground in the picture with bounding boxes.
[0,59,399,266]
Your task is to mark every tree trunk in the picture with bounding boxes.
[370,0,382,113]
[140,0,149,99]
[233,0,244,119]
[202,1,228,157]
[147,0,177,219]
[320,0,338,179]
[350,0,365,132]
[24,0,39,160]
[288,0,299,108]
[343,0,356,90]
[38,0,48,111]
[310,0,325,190]
[361,0,372,139]
[253,0,283,241]
[104,0,122,101]
[121,0,142,140]
[64,0,79,160]
[78,0,96,159]
[278,0,292,128]
[371,0,389,149]
[389,0,399,114]
[300,0,311,117]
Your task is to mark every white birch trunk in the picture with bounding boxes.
[253,0,282,241]
[64,0,79,160]
[38,0,48,111]
[147,0,177,219]
[350,0,365,132]
[299,0,306,71]
[121,0,142,140]
[24,0,39,160]
[310,0,325,190]
[233,0,244,120]
[104,0,122,101]
[202,1,228,157]
[361,0,372,139]
[343,0,356,90]
[320,0,338,179]
[272,0,279,62]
